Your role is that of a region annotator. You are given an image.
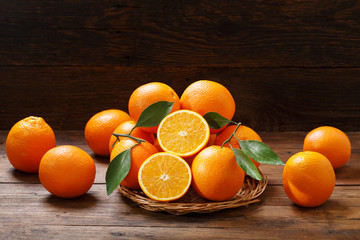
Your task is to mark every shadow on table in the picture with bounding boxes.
[44,193,99,209]
[9,168,40,183]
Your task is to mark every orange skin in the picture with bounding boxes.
[6,116,56,173]
[110,139,158,190]
[39,145,96,198]
[303,126,351,169]
[85,109,132,157]
[214,125,262,167]
[282,151,336,207]
[180,80,235,134]
[191,146,245,201]
[153,138,163,152]
[128,82,181,133]
[109,120,155,153]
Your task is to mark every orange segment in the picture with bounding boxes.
[138,152,192,202]
[157,110,210,158]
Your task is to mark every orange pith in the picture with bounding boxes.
[138,152,192,202]
[157,110,210,158]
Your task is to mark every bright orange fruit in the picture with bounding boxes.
[39,145,96,198]
[180,80,235,134]
[214,125,262,167]
[128,82,181,133]
[282,151,336,207]
[85,109,132,157]
[138,152,192,202]
[303,126,351,169]
[191,146,245,201]
[108,120,155,153]
[6,116,56,173]
[110,139,158,190]
[157,110,210,158]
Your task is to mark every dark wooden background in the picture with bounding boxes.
[1,0,359,131]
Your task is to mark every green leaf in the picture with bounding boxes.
[134,101,174,128]
[106,148,132,195]
[232,148,262,180]
[203,112,231,129]
[238,140,284,166]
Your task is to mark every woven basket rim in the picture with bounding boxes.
[118,172,268,215]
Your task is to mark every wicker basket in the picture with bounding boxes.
[118,173,268,215]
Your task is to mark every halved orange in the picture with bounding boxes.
[157,110,210,158]
[138,152,192,202]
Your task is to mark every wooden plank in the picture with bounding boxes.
[1,224,360,240]
[1,67,360,131]
[0,184,359,231]
[0,1,359,67]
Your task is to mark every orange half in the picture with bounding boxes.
[138,152,192,202]
[157,110,210,158]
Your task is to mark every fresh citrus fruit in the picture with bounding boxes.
[303,126,351,169]
[110,139,158,189]
[207,134,217,147]
[108,120,155,153]
[138,152,192,202]
[214,125,262,167]
[191,146,245,201]
[128,82,181,133]
[6,116,56,173]
[39,145,96,198]
[157,110,210,158]
[85,109,132,157]
[180,80,235,134]
[282,151,336,207]
[153,138,163,152]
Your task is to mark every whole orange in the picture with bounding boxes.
[109,120,155,153]
[180,80,235,134]
[282,151,336,207]
[110,139,158,190]
[6,116,56,173]
[303,126,351,169]
[214,125,262,167]
[128,82,181,133]
[85,109,132,157]
[191,146,245,201]
[39,145,96,198]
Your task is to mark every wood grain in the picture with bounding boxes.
[0,1,359,67]
[1,130,360,239]
[1,67,359,131]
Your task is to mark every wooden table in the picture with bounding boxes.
[1,130,359,239]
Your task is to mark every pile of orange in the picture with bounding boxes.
[6,117,96,198]
[283,126,351,207]
[5,80,352,208]
[103,80,260,202]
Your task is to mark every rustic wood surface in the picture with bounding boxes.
[0,0,360,131]
[0,130,359,239]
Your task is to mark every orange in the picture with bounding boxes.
[214,125,262,167]
[157,110,210,158]
[282,151,336,207]
[153,138,163,152]
[110,139,158,189]
[128,82,181,133]
[85,109,132,157]
[6,116,56,173]
[108,120,155,153]
[207,134,217,147]
[303,126,351,169]
[191,146,245,201]
[180,80,235,134]
[138,152,192,202]
[39,145,96,198]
